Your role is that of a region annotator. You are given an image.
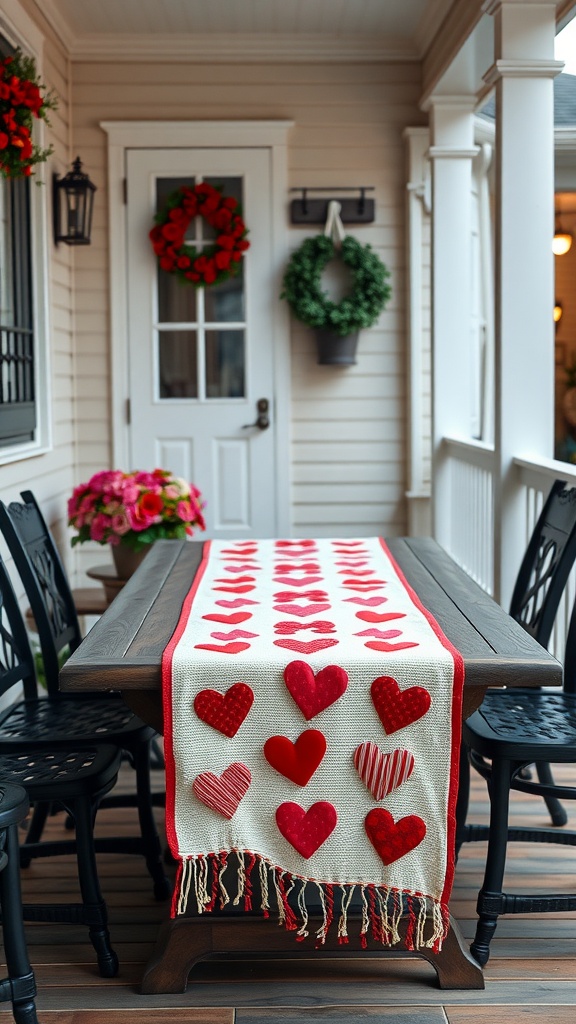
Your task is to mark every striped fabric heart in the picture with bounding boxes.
[353,741,415,799]
[192,762,251,819]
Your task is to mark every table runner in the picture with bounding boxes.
[162,537,464,951]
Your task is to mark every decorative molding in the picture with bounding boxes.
[428,146,480,159]
[101,120,294,148]
[483,0,558,13]
[483,58,565,85]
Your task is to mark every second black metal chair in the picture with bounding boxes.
[0,491,170,901]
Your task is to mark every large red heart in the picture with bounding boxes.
[193,762,251,819]
[194,642,251,655]
[276,800,337,858]
[284,660,348,719]
[264,729,326,785]
[276,539,317,548]
[354,742,415,799]
[355,610,405,623]
[274,638,339,654]
[203,612,253,624]
[194,682,254,736]
[371,676,431,733]
[365,808,426,865]
[273,602,331,617]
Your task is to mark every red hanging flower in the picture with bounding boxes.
[0,49,57,180]
[149,182,250,289]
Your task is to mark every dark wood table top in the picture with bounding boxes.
[60,536,562,696]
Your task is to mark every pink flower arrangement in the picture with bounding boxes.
[68,469,206,552]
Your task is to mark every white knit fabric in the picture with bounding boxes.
[164,538,464,946]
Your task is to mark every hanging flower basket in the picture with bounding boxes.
[281,234,392,366]
[0,49,57,179]
[149,182,250,288]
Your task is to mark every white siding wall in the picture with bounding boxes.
[69,59,426,553]
[0,3,78,592]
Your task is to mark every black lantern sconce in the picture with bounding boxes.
[53,157,96,245]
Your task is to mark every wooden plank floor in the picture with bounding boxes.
[1,760,576,1023]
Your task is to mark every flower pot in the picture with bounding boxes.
[111,543,151,581]
[315,329,359,366]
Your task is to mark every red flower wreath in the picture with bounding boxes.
[149,182,250,288]
[0,49,57,179]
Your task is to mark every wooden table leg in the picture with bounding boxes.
[140,913,484,994]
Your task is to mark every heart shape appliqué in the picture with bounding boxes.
[353,741,415,799]
[193,682,254,737]
[365,808,426,865]
[264,729,327,786]
[192,762,251,819]
[284,660,348,720]
[276,801,337,858]
[371,676,431,734]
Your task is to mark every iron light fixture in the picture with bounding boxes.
[53,157,96,245]
[553,217,573,256]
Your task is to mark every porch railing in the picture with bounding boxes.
[441,442,576,663]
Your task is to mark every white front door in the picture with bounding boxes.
[125,147,278,538]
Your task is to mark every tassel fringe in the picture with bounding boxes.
[174,851,450,952]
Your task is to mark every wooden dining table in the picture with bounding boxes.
[59,537,562,995]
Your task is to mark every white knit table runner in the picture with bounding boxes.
[162,538,464,950]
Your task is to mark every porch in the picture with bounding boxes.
[3,760,575,1020]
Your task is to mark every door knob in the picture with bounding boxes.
[242,398,270,431]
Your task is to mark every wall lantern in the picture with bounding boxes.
[553,219,573,256]
[554,302,563,324]
[53,157,96,246]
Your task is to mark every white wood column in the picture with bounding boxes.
[427,98,479,549]
[485,0,563,605]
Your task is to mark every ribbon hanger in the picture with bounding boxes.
[323,199,346,250]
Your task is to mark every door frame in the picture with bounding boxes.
[101,119,294,536]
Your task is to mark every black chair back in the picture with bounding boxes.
[0,552,39,704]
[0,491,81,698]
[510,480,576,647]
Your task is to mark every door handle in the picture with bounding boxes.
[242,398,270,431]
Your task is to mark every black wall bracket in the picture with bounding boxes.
[290,187,375,225]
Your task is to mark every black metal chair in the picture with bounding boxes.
[0,492,170,901]
[0,783,40,1024]
[459,479,576,966]
[0,556,121,977]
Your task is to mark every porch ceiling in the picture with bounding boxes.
[35,0,461,62]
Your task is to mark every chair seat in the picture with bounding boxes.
[0,746,121,802]
[464,689,576,760]
[0,783,29,831]
[0,696,153,749]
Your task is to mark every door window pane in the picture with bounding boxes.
[204,267,244,322]
[158,271,197,323]
[159,331,198,398]
[205,330,245,398]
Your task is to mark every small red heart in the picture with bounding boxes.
[274,638,339,654]
[356,610,405,623]
[274,563,320,573]
[215,599,259,608]
[365,808,426,864]
[224,565,261,573]
[354,628,402,639]
[343,585,385,592]
[345,597,387,607]
[274,576,323,587]
[274,590,328,601]
[354,742,415,799]
[194,682,254,736]
[342,578,386,586]
[337,569,375,576]
[371,676,431,733]
[276,800,337,858]
[193,762,251,819]
[215,576,255,583]
[194,642,251,654]
[276,540,317,548]
[264,729,327,785]
[274,620,336,635]
[365,640,419,653]
[203,612,253,624]
[210,630,258,640]
[284,660,348,719]
[213,585,256,594]
[273,602,332,617]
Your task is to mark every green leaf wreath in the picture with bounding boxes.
[281,235,392,337]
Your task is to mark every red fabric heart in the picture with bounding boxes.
[345,596,388,606]
[276,539,317,548]
[365,640,419,653]
[224,565,261,573]
[355,610,405,623]
[193,762,251,819]
[264,729,327,785]
[274,620,336,634]
[337,569,375,576]
[274,638,339,654]
[276,800,337,858]
[215,576,255,583]
[284,660,348,719]
[365,808,426,865]
[354,742,415,799]
[215,599,259,608]
[343,585,385,592]
[273,602,332,617]
[273,576,323,587]
[274,590,328,601]
[210,630,258,640]
[221,548,258,556]
[194,682,254,736]
[194,642,251,655]
[354,628,402,639]
[203,612,253,624]
[274,563,320,573]
[371,676,431,733]
[213,585,256,594]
